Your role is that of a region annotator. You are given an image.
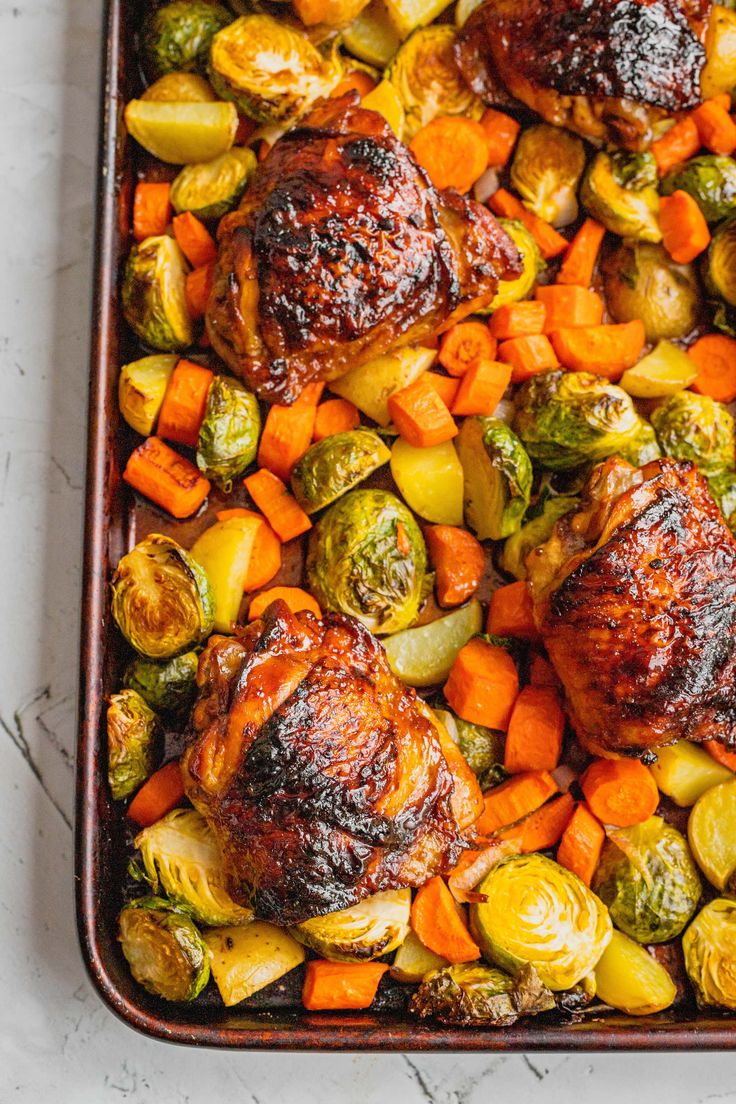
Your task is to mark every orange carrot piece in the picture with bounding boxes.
[302,960,388,1011]
[487,580,536,640]
[475,770,558,836]
[556,803,606,885]
[244,468,312,542]
[479,107,520,168]
[388,376,458,447]
[248,585,321,621]
[488,188,568,260]
[444,638,519,731]
[409,116,489,194]
[504,686,565,773]
[687,333,736,403]
[550,321,646,380]
[243,518,282,592]
[651,116,702,176]
[257,403,317,482]
[659,190,711,264]
[432,717,485,830]
[529,653,558,689]
[172,211,218,268]
[127,761,185,827]
[497,792,575,852]
[185,263,215,321]
[581,758,660,827]
[421,371,460,409]
[157,359,214,448]
[704,741,736,771]
[330,69,377,99]
[692,98,736,155]
[425,524,485,607]
[123,437,210,518]
[411,876,481,964]
[451,358,511,416]
[556,218,606,287]
[536,285,605,332]
[313,398,360,441]
[438,321,497,377]
[133,182,171,242]
[489,301,546,341]
[497,334,559,383]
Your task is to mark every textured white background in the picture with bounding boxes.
[1,1,734,1099]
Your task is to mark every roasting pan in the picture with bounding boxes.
[75,0,736,1049]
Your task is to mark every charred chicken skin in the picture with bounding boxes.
[206,93,521,404]
[455,0,711,150]
[181,600,482,925]
[528,458,736,756]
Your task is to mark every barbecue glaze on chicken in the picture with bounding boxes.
[181,601,483,925]
[527,458,736,756]
[206,93,521,404]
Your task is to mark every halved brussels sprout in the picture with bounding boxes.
[592,817,701,944]
[330,346,436,426]
[390,437,464,525]
[306,488,427,634]
[107,689,159,800]
[383,599,482,687]
[661,155,736,225]
[683,897,736,1010]
[118,354,178,437]
[111,534,214,659]
[141,71,217,103]
[704,214,736,308]
[291,889,410,962]
[602,242,700,343]
[195,375,261,492]
[290,429,389,514]
[581,151,661,242]
[651,391,736,477]
[118,896,210,1002]
[121,236,193,352]
[702,5,736,99]
[619,341,698,399]
[651,741,734,809]
[385,26,482,142]
[688,778,736,892]
[510,125,585,228]
[410,962,555,1027]
[500,494,580,580]
[141,1,232,78]
[710,469,736,532]
[455,417,532,541]
[342,0,401,66]
[208,15,342,125]
[391,928,449,982]
[471,854,612,991]
[594,929,677,1016]
[616,420,662,468]
[135,807,253,926]
[170,147,256,220]
[204,921,306,1007]
[513,371,647,472]
[190,514,263,632]
[484,220,543,315]
[124,100,238,164]
[123,650,200,717]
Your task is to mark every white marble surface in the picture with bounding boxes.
[0,1,734,1099]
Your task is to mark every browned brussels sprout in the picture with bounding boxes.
[410,962,555,1026]
[107,689,159,800]
[118,896,210,1001]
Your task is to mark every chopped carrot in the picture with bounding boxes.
[444,638,519,731]
[242,518,282,592]
[127,761,185,827]
[704,741,736,771]
[489,301,546,340]
[529,653,558,689]
[488,188,568,260]
[687,333,736,403]
[451,358,511,416]
[475,770,558,836]
[330,69,377,99]
[302,960,388,1011]
[248,585,321,621]
[425,525,485,607]
[556,803,606,885]
[421,371,460,408]
[244,468,312,542]
[479,107,520,168]
[438,321,497,377]
[132,182,171,242]
[185,263,215,321]
[487,580,536,640]
[313,398,360,441]
[411,876,481,964]
[497,792,575,852]
[234,115,257,145]
[504,686,565,773]
[257,402,317,482]
[692,98,736,155]
[409,116,489,194]
[388,375,457,448]
[172,211,218,268]
[659,190,711,264]
[581,758,660,827]
[651,116,701,176]
[432,714,485,830]
[157,359,214,448]
[550,321,646,381]
[712,93,734,111]
[556,218,606,287]
[497,334,559,383]
[123,437,210,518]
[536,285,605,332]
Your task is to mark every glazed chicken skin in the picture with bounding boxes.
[455,0,711,149]
[181,601,482,925]
[206,93,521,404]
[528,458,736,756]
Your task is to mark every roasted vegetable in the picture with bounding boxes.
[118,354,178,437]
[360,79,405,138]
[122,651,200,717]
[390,437,464,526]
[581,151,661,242]
[602,242,700,343]
[616,420,662,467]
[410,962,555,1027]
[704,214,736,308]
[651,391,735,477]
[500,494,580,580]
[702,6,736,99]
[470,854,612,991]
[592,817,701,944]
[107,689,159,800]
[661,155,736,224]
[204,921,306,1007]
[710,469,736,532]
[135,807,252,926]
[683,897,736,1010]
[688,778,736,892]
[593,929,677,1016]
[455,416,533,541]
[190,514,263,632]
[141,71,216,103]
[124,99,238,164]
[111,534,214,659]
[330,346,436,426]
[651,741,734,808]
[485,220,542,315]
[342,0,401,66]
[118,896,210,1002]
[122,236,193,352]
[383,599,482,687]
[391,929,449,982]
[290,429,390,514]
[510,124,585,228]
[306,489,427,634]
[170,147,256,219]
[141,1,231,78]
[195,375,261,492]
[619,341,698,399]
[442,711,505,784]
[291,889,410,962]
